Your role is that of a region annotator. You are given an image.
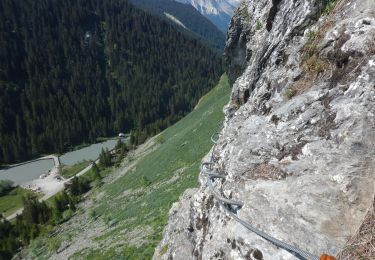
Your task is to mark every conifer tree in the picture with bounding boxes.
[0,0,223,164]
[92,161,101,180]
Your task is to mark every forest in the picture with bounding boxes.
[0,0,223,164]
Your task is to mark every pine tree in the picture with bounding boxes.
[69,177,81,197]
[92,161,101,180]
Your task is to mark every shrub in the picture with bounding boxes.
[156,136,166,144]
[301,30,329,74]
[99,148,112,168]
[302,31,318,61]
[285,88,297,99]
[0,179,14,195]
[69,177,90,196]
[159,245,168,256]
[103,214,111,225]
[239,3,250,23]
[62,209,74,221]
[142,176,151,187]
[89,209,97,219]
[305,55,329,73]
[322,0,337,16]
[47,237,62,252]
[92,179,101,189]
[255,20,262,31]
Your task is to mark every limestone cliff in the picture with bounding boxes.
[154,0,375,259]
[175,0,242,32]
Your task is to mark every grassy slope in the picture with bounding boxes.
[0,187,36,217]
[61,161,91,178]
[87,74,230,259]
[23,74,230,259]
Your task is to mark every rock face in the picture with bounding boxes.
[155,0,375,259]
[175,0,242,32]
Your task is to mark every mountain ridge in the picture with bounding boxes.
[130,0,226,50]
[175,0,242,32]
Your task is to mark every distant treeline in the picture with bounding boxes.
[0,0,223,164]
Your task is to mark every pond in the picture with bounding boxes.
[59,139,118,165]
[0,138,120,185]
[0,159,55,185]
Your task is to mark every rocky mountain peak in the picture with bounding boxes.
[176,0,242,32]
[155,0,375,259]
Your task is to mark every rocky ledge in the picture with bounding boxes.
[155,0,375,259]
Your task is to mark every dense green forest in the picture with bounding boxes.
[0,0,223,164]
[130,0,226,50]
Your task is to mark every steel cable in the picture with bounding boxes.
[199,132,320,260]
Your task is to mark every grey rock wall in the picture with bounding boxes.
[155,0,375,259]
[175,0,242,32]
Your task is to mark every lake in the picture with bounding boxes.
[0,159,55,184]
[0,139,119,185]
[59,139,118,165]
